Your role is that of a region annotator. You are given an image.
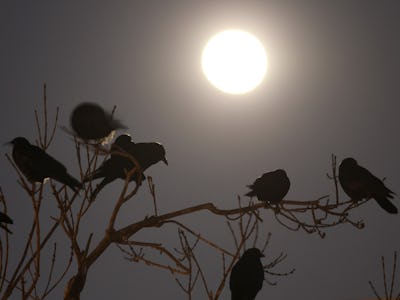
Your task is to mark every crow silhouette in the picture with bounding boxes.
[339,157,397,214]
[245,169,290,204]
[9,137,82,191]
[84,135,167,199]
[0,212,13,234]
[230,248,265,300]
[70,102,126,142]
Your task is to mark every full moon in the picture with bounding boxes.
[202,30,268,95]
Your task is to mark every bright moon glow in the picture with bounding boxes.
[202,30,267,94]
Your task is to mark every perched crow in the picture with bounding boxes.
[339,157,397,214]
[84,135,168,198]
[230,248,265,300]
[70,102,126,143]
[84,134,137,194]
[111,134,135,152]
[245,169,290,204]
[9,137,82,191]
[0,212,13,234]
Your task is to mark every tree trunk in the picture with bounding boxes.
[64,268,87,300]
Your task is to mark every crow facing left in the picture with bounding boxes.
[8,137,82,191]
[245,169,290,204]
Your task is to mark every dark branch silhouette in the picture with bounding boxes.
[369,251,400,300]
[0,84,386,300]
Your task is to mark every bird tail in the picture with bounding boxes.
[245,185,256,198]
[83,168,104,183]
[375,197,398,214]
[59,173,82,192]
[89,185,102,202]
[89,178,112,202]
[0,224,12,234]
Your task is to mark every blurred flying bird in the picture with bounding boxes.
[230,248,265,300]
[84,135,168,199]
[0,211,13,234]
[339,157,397,214]
[9,137,82,191]
[70,102,127,143]
[245,169,290,204]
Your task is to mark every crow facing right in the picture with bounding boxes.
[84,134,168,199]
[230,248,265,300]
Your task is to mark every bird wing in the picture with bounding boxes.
[13,149,42,181]
[354,165,391,197]
[339,164,371,198]
[366,171,397,213]
[85,156,134,182]
[130,143,166,171]
[32,145,82,190]
[13,144,65,182]
[245,185,257,198]
[30,145,68,174]
[84,163,107,182]
[367,172,395,198]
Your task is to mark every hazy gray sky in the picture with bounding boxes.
[1,1,400,299]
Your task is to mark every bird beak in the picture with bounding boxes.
[3,141,12,146]
[162,157,168,165]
